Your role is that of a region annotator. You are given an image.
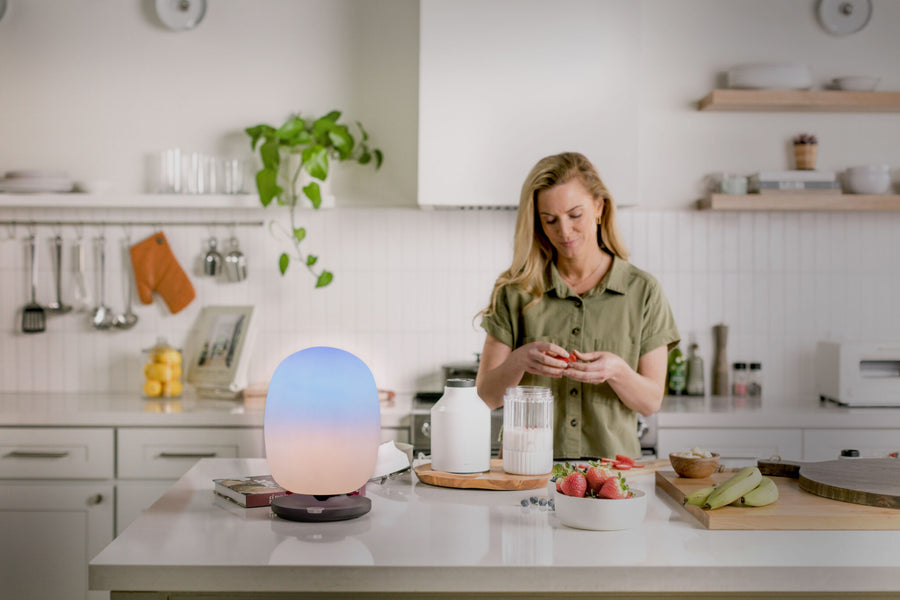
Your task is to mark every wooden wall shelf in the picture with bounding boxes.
[698,90,900,112]
[0,193,260,210]
[700,194,900,211]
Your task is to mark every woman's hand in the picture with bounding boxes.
[564,349,627,385]
[512,341,569,379]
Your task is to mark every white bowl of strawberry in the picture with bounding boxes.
[551,462,647,531]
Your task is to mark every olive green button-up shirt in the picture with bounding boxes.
[481,255,680,459]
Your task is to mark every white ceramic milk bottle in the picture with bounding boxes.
[430,379,491,473]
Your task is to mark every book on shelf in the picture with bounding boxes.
[213,475,291,508]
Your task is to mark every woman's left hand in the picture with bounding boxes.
[564,350,627,385]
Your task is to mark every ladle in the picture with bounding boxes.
[46,235,73,314]
[91,235,116,330]
[114,236,138,330]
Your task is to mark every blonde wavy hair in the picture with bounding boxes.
[481,152,629,318]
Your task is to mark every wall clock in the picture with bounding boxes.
[817,0,872,35]
[155,0,207,31]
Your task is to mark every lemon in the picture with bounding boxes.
[144,363,171,382]
[143,380,163,397]
[154,350,182,366]
[163,380,183,397]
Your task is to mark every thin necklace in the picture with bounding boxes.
[561,259,604,288]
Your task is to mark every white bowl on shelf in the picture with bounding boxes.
[845,165,891,195]
[832,76,880,91]
[727,63,812,90]
[553,488,647,531]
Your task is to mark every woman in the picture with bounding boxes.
[476,152,679,460]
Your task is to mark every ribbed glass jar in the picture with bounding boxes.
[502,386,554,475]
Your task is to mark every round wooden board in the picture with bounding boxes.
[414,459,550,491]
[759,458,900,509]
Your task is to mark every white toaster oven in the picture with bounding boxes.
[816,341,900,407]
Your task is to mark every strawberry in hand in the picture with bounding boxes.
[558,471,587,498]
[598,473,633,500]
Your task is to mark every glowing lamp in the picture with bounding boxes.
[265,346,381,521]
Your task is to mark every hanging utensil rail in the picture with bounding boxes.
[0,219,264,228]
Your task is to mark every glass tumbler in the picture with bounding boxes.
[502,386,554,475]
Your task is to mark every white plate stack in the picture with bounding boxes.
[0,170,74,193]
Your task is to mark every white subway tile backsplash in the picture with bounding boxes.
[1,207,898,407]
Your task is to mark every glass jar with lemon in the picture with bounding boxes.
[142,338,184,398]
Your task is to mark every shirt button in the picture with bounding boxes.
[572,327,580,335]
[574,300,582,308]
[569,388,578,396]
[570,418,578,427]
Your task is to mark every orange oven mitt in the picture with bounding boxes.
[130,231,196,314]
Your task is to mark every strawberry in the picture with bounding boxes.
[558,472,587,498]
[600,457,616,464]
[615,454,635,465]
[585,465,614,494]
[598,473,632,500]
[555,478,564,493]
[613,462,633,470]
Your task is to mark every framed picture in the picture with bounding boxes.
[186,305,256,398]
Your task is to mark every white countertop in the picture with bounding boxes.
[89,457,900,596]
[658,395,900,429]
[0,393,412,428]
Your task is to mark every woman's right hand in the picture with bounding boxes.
[513,341,569,379]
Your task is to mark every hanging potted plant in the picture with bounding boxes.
[245,111,383,287]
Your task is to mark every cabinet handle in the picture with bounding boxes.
[87,493,104,506]
[6,450,70,459]
[157,452,218,459]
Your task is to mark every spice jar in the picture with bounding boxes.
[142,338,183,398]
[732,362,748,397]
[748,363,762,397]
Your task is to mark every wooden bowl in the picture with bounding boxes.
[669,452,720,478]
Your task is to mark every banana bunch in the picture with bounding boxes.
[682,466,779,509]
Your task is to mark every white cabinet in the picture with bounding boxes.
[803,429,900,461]
[117,427,265,479]
[0,427,114,479]
[417,0,640,208]
[658,428,803,467]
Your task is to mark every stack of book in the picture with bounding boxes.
[213,475,290,508]
[749,171,841,195]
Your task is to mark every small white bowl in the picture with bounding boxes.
[727,63,812,90]
[554,488,647,531]
[845,165,891,195]
[833,76,880,91]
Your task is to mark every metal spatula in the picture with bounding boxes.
[22,234,46,334]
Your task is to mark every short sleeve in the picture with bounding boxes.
[480,286,516,349]
[639,278,680,356]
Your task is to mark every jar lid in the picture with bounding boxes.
[446,378,475,388]
[733,362,748,369]
[750,362,762,369]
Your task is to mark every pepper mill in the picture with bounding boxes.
[712,324,729,396]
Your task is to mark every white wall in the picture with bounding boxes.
[1,1,899,406]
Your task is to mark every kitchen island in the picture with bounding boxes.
[89,458,900,599]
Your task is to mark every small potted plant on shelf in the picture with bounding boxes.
[792,133,818,170]
[245,111,383,288]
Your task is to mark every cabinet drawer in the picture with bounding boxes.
[658,428,802,467]
[117,427,264,479]
[0,427,114,479]
[803,429,900,461]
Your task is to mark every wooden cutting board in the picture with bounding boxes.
[415,458,671,491]
[757,457,900,509]
[656,469,900,530]
[414,459,550,491]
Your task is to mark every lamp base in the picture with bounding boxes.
[271,493,371,522]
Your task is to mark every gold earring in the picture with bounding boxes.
[596,216,602,225]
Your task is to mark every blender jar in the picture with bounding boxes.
[502,386,554,475]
